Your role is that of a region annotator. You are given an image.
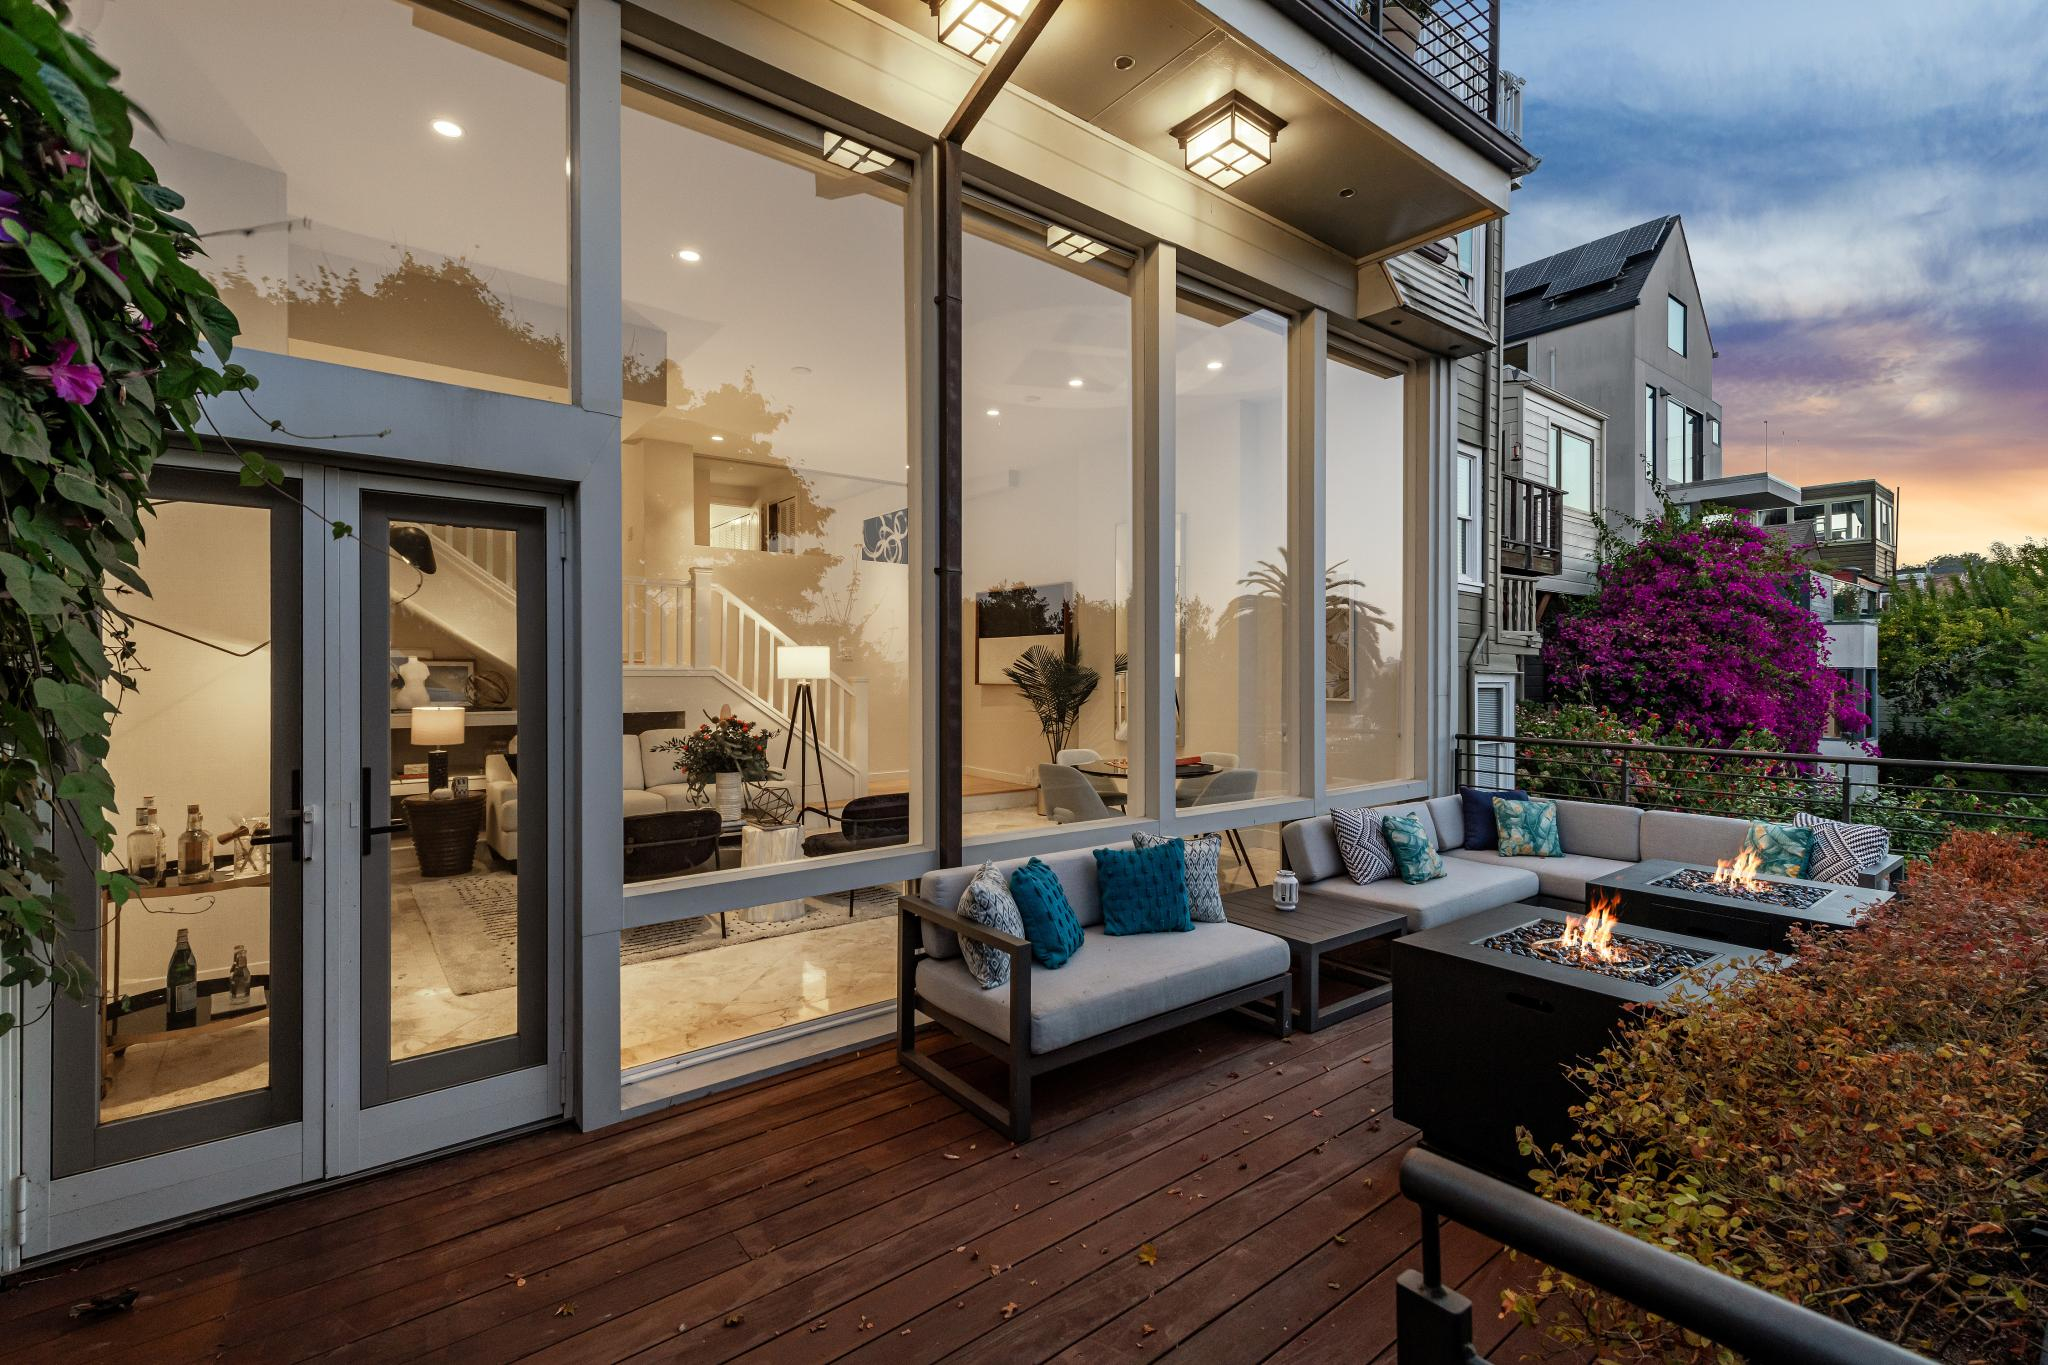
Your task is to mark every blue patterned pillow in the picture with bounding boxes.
[1738,822,1815,879]
[1330,806,1396,884]
[954,861,1025,988]
[1133,832,1225,922]
[1793,811,1890,885]
[1094,840,1191,935]
[1459,785,1529,851]
[1381,812,1445,884]
[1494,797,1563,858]
[1009,858,1085,969]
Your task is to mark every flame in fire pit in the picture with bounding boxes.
[1712,847,1769,895]
[1542,891,1632,967]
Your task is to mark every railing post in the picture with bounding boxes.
[689,566,713,669]
[1397,1206,1476,1365]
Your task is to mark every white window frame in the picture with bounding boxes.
[1551,424,1595,514]
[1454,225,1483,309]
[1469,674,1517,789]
[1456,444,1483,589]
[1667,295,1687,356]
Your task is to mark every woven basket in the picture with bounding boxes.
[403,793,486,877]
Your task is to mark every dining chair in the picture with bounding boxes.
[1038,763,1116,824]
[1183,766,1262,885]
[1056,746,1125,809]
[1177,750,1240,803]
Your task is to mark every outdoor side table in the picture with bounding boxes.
[1222,886,1405,1032]
[401,793,486,877]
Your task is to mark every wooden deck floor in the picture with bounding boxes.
[2,1011,1549,1363]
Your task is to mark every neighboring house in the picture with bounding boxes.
[1759,479,1901,581]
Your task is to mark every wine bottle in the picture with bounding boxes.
[228,944,252,1006]
[166,928,199,1029]
[124,807,160,886]
[178,804,213,885]
[143,797,165,887]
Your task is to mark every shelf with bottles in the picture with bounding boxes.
[119,798,272,895]
[105,873,272,903]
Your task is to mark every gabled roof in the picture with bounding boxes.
[1503,215,1678,345]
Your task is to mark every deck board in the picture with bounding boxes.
[2,1009,1557,1364]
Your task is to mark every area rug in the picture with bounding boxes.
[411,873,899,996]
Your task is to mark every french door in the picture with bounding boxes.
[36,460,565,1255]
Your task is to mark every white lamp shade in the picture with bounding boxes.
[410,705,466,746]
[777,645,832,681]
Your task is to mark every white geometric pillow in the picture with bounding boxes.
[1330,806,1396,885]
[955,862,1025,989]
[1134,831,1225,922]
[1793,811,1891,886]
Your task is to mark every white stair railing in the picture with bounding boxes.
[426,524,517,588]
[623,576,688,668]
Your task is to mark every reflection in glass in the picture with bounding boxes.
[1326,354,1411,788]
[962,228,1131,837]
[1175,296,1292,800]
[100,501,273,1121]
[84,1,570,400]
[388,521,520,1059]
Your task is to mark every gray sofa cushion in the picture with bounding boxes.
[1640,809,1751,867]
[1301,857,1539,932]
[1378,799,1441,850]
[1554,800,1642,863]
[1444,848,1631,904]
[1283,816,1345,883]
[1426,795,1465,851]
[914,921,1288,1055]
[918,845,1105,960]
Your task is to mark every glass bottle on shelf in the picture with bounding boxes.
[178,804,213,885]
[228,944,252,1006]
[124,806,161,886]
[165,927,199,1029]
[144,797,165,887]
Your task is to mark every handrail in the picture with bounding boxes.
[1453,731,2048,780]
[1396,1150,1931,1365]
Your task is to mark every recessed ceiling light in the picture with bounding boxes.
[676,249,702,263]
[1205,360,1224,371]
[710,434,725,442]
[1067,377,1084,388]
[1113,54,1136,71]
[792,365,812,376]
[985,408,1001,417]
[1338,187,1357,199]
[431,119,464,139]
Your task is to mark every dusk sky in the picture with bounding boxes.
[1499,0,2048,564]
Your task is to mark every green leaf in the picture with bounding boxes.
[56,768,116,813]
[36,61,96,131]
[0,552,66,617]
[187,292,239,361]
[30,677,114,741]
[332,520,353,540]
[25,230,74,287]
[135,182,186,214]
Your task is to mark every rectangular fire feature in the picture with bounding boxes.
[1593,858,1891,953]
[1393,903,1763,1184]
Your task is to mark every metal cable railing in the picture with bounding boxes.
[1355,0,1501,121]
[1454,732,2048,859]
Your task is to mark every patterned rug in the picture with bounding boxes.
[410,873,898,996]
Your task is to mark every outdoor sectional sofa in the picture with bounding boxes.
[898,846,1293,1141]
[1280,795,1902,932]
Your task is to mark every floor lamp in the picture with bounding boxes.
[777,646,834,825]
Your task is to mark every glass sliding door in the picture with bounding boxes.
[52,468,307,1177]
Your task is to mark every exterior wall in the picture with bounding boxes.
[1504,382,1603,590]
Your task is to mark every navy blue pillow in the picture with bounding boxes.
[1093,841,1192,935]
[1008,858,1085,968]
[1459,784,1528,851]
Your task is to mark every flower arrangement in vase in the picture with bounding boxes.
[653,707,780,819]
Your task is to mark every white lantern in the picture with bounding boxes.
[931,0,1026,64]
[1172,93,1284,190]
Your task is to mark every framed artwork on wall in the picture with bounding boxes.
[974,582,1072,685]
[420,659,475,706]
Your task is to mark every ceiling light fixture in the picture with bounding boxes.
[431,118,464,139]
[1067,377,1084,388]
[1170,92,1284,190]
[676,248,702,263]
[821,131,893,175]
[1046,224,1108,261]
[1206,360,1224,371]
[710,434,725,442]
[985,408,1001,417]
[928,0,1025,64]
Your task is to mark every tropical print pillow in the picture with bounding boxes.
[1381,812,1445,885]
[955,861,1025,989]
[1493,797,1564,858]
[1738,821,1816,879]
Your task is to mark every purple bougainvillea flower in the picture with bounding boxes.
[54,149,86,171]
[28,340,104,404]
[0,190,23,242]
[0,291,22,320]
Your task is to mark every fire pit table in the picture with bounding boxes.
[1393,902,1764,1184]
[1589,858,1891,952]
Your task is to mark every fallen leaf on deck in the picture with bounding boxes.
[1327,1281,1342,1290]
[1334,1235,1349,1246]
[944,1153,961,1160]
[1238,1161,1249,1171]
[725,1313,746,1327]
[1002,1301,1022,1319]
[808,1321,828,1333]
[1142,1324,1157,1336]
[68,1289,138,1319]
[553,1303,577,1318]
[1137,1243,1159,1266]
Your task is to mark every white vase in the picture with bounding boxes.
[393,656,432,710]
[714,770,744,821]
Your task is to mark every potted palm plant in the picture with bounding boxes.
[1004,639,1100,765]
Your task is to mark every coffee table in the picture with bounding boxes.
[1222,885,1404,1032]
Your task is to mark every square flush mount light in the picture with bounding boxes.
[929,0,1025,64]
[1171,92,1286,190]
[1046,225,1108,261]
[821,131,893,175]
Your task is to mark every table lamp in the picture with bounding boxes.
[411,705,465,793]
[776,646,832,824]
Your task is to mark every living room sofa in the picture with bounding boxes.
[900,845,1293,1141]
[486,729,724,863]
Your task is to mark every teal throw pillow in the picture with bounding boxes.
[1739,821,1815,878]
[1093,840,1192,935]
[1493,797,1563,858]
[1009,858,1085,969]
[1381,812,1445,884]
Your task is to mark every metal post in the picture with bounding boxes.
[934,139,964,870]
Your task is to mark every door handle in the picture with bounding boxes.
[362,767,406,856]
[246,768,310,863]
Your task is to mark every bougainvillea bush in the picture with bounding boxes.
[1543,513,1867,754]
[0,3,255,1033]
[1508,831,2048,1362]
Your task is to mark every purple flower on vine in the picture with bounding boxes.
[0,190,23,242]
[0,292,22,321]
[28,340,104,404]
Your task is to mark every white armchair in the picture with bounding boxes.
[484,736,520,863]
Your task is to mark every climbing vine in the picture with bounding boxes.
[0,1,278,1034]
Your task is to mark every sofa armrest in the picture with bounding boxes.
[897,893,1030,954]
[485,752,516,787]
[1859,852,1905,892]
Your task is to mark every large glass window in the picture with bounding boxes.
[88,1,570,399]
[1175,294,1292,801]
[1665,398,1688,483]
[1554,427,1595,513]
[1326,352,1411,788]
[962,222,1132,837]
[1667,295,1687,355]
[1455,450,1481,584]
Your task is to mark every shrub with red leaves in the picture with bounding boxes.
[1509,831,2048,1362]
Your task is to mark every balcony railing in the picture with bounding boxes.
[1353,0,1502,123]
[1454,732,2048,860]
[1498,473,1562,577]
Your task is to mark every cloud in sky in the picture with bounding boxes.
[1500,0,2048,562]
